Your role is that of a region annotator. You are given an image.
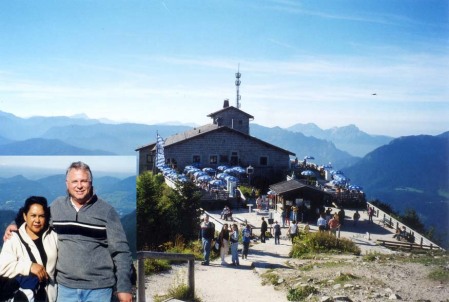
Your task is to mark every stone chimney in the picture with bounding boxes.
[223,99,229,108]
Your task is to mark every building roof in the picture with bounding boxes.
[207,106,254,119]
[136,123,295,156]
[269,179,331,196]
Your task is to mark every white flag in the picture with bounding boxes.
[156,134,165,169]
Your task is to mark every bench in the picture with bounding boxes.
[376,239,432,251]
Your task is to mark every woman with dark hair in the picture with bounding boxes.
[0,196,58,302]
[217,223,229,265]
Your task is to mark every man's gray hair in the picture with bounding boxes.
[66,161,93,182]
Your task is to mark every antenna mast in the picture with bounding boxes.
[235,64,241,109]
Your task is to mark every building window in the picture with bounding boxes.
[238,120,243,125]
[146,154,153,163]
[219,155,228,163]
[193,155,201,163]
[230,151,239,166]
[210,155,218,165]
[259,156,268,166]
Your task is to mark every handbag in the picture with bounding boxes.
[0,276,20,301]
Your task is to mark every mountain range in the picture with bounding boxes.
[0,110,447,246]
[0,110,385,160]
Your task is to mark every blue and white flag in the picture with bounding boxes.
[156,134,166,169]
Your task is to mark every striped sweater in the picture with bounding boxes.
[51,195,132,293]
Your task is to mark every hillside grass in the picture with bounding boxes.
[289,231,361,258]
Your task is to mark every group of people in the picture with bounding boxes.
[0,161,133,302]
[199,215,252,267]
[317,210,342,236]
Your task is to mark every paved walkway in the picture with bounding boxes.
[144,206,397,301]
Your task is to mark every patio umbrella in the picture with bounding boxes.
[322,163,333,169]
[224,175,239,183]
[224,168,235,174]
[348,185,363,191]
[216,173,230,180]
[209,179,224,187]
[193,171,207,179]
[232,166,246,174]
[184,165,196,172]
[331,170,344,175]
[186,168,201,176]
[177,176,188,183]
[217,165,229,172]
[202,167,216,173]
[197,175,212,182]
[304,155,315,160]
[301,170,315,177]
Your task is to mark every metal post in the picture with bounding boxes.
[188,259,195,299]
[137,257,146,302]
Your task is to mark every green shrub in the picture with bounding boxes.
[428,267,449,283]
[154,284,202,302]
[261,270,280,286]
[290,232,361,258]
[287,285,318,301]
[144,258,171,275]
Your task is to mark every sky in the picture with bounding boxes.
[0,0,448,137]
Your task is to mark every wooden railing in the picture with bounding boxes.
[367,202,444,251]
[136,251,195,302]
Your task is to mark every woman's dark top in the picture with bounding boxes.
[33,237,47,267]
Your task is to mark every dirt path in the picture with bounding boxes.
[145,235,292,302]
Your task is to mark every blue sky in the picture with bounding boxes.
[0,0,448,137]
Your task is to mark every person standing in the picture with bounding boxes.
[292,205,298,223]
[328,214,340,236]
[260,217,268,243]
[218,224,229,265]
[230,224,240,266]
[273,221,281,245]
[54,162,134,302]
[338,207,345,226]
[368,207,374,223]
[317,213,327,232]
[281,207,286,227]
[0,196,58,302]
[288,221,298,243]
[241,225,251,259]
[353,210,361,226]
[200,214,215,266]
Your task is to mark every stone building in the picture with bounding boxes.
[136,100,295,185]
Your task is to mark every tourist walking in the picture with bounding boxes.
[260,217,268,243]
[242,225,251,259]
[288,221,298,243]
[230,224,239,266]
[218,224,229,265]
[273,221,281,245]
